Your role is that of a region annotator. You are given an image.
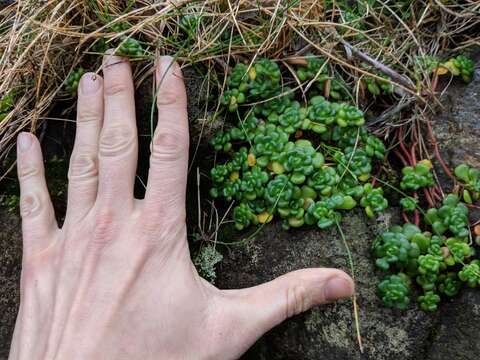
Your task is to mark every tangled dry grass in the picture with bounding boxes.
[0,0,479,175]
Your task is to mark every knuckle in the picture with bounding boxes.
[68,153,98,180]
[285,285,309,318]
[138,212,186,248]
[157,89,179,107]
[99,126,135,157]
[104,82,130,97]
[20,193,44,218]
[77,107,101,124]
[91,209,115,246]
[151,131,188,162]
[18,164,41,181]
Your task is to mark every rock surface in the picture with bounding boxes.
[0,58,479,359]
[0,209,22,359]
[216,211,437,360]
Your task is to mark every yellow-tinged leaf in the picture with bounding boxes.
[247,153,256,166]
[257,211,273,224]
[248,67,257,81]
[271,161,285,174]
[358,173,370,182]
[435,66,449,75]
[295,130,303,139]
[474,225,480,237]
[443,60,460,76]
[418,159,433,169]
[230,171,239,182]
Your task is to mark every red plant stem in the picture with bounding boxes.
[394,149,409,166]
[426,118,455,181]
[410,141,418,166]
[411,124,419,165]
[466,204,480,210]
[402,212,410,223]
[471,218,480,227]
[398,128,413,165]
[431,186,443,201]
[423,188,435,208]
[414,210,420,226]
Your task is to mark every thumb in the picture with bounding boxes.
[216,268,354,356]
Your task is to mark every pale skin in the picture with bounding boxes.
[9,53,354,360]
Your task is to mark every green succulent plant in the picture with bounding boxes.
[372,225,420,271]
[335,147,372,180]
[0,90,15,122]
[425,194,469,238]
[417,291,441,312]
[454,163,480,203]
[438,272,462,297]
[363,74,394,95]
[308,166,339,196]
[296,56,327,82]
[233,203,258,230]
[400,162,434,190]
[65,68,85,96]
[400,196,418,212]
[360,183,388,218]
[458,260,480,288]
[377,273,411,310]
[443,55,475,83]
[304,199,341,229]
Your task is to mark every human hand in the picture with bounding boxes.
[9,53,354,360]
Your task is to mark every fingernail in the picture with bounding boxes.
[80,73,101,95]
[17,132,32,153]
[324,276,354,302]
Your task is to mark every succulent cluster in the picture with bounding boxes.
[397,160,434,213]
[363,74,394,96]
[442,55,476,83]
[455,163,480,204]
[92,22,145,58]
[400,160,434,191]
[417,54,475,83]
[373,194,479,311]
[210,58,388,231]
[65,68,85,96]
[296,56,350,100]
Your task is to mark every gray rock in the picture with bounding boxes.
[216,211,436,360]
[433,53,480,171]
[0,209,22,359]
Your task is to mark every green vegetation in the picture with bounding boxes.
[400,161,434,191]
[442,55,476,83]
[0,90,15,122]
[65,68,85,96]
[455,164,480,204]
[373,195,479,311]
[209,57,480,312]
[210,58,388,231]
